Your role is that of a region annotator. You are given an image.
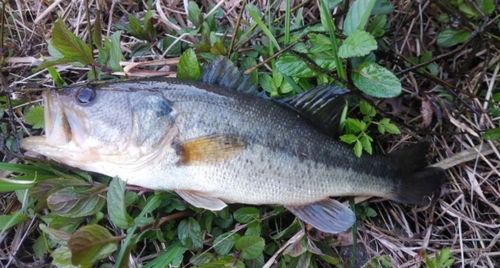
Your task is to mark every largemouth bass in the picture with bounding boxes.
[21,58,446,233]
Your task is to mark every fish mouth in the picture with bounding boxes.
[21,90,78,155]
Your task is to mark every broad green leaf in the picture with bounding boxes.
[235,235,265,260]
[47,186,106,218]
[24,106,45,129]
[29,177,89,199]
[360,135,373,154]
[346,118,366,133]
[107,31,124,72]
[382,122,400,134]
[276,53,316,78]
[354,140,363,157]
[343,0,377,36]
[178,217,203,250]
[52,19,93,65]
[51,246,79,268]
[68,224,118,266]
[437,28,471,47]
[245,221,261,236]
[107,177,133,229]
[39,224,71,245]
[142,242,187,268]
[339,30,377,58]
[478,0,495,15]
[177,49,201,80]
[458,3,478,18]
[233,207,260,223]
[340,134,358,144]
[213,232,240,255]
[188,1,203,26]
[371,0,394,15]
[360,101,376,117]
[47,66,65,86]
[352,62,401,98]
[483,127,500,140]
[368,14,386,37]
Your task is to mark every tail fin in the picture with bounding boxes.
[388,143,446,206]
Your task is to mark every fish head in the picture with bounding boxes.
[21,85,179,174]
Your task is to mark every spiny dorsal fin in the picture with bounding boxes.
[277,85,356,136]
[201,56,262,97]
[173,134,245,166]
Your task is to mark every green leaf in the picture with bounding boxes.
[478,0,495,15]
[47,66,65,86]
[339,30,377,58]
[24,106,45,129]
[213,232,240,255]
[276,53,316,78]
[107,177,133,229]
[368,14,386,37]
[235,235,265,260]
[437,28,471,47]
[142,242,187,268]
[52,19,93,65]
[259,74,274,94]
[352,62,401,98]
[383,122,400,134]
[360,135,373,154]
[340,134,358,144]
[483,127,500,140]
[233,207,260,223]
[354,140,363,157]
[343,0,377,36]
[47,187,106,218]
[359,101,376,117]
[245,221,261,236]
[188,1,203,27]
[177,49,201,80]
[51,246,79,268]
[68,224,118,266]
[371,0,394,15]
[346,118,366,133]
[39,224,71,245]
[178,217,203,250]
[106,31,124,72]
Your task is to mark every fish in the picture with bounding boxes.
[20,57,446,233]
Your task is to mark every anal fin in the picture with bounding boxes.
[176,190,228,210]
[286,199,355,234]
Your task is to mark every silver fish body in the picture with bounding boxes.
[21,58,445,233]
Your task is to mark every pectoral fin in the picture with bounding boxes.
[286,199,356,233]
[174,134,245,165]
[175,190,227,210]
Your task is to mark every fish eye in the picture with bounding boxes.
[76,87,97,106]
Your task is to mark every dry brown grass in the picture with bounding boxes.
[0,0,499,267]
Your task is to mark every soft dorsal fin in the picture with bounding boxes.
[201,56,263,97]
[277,85,356,136]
